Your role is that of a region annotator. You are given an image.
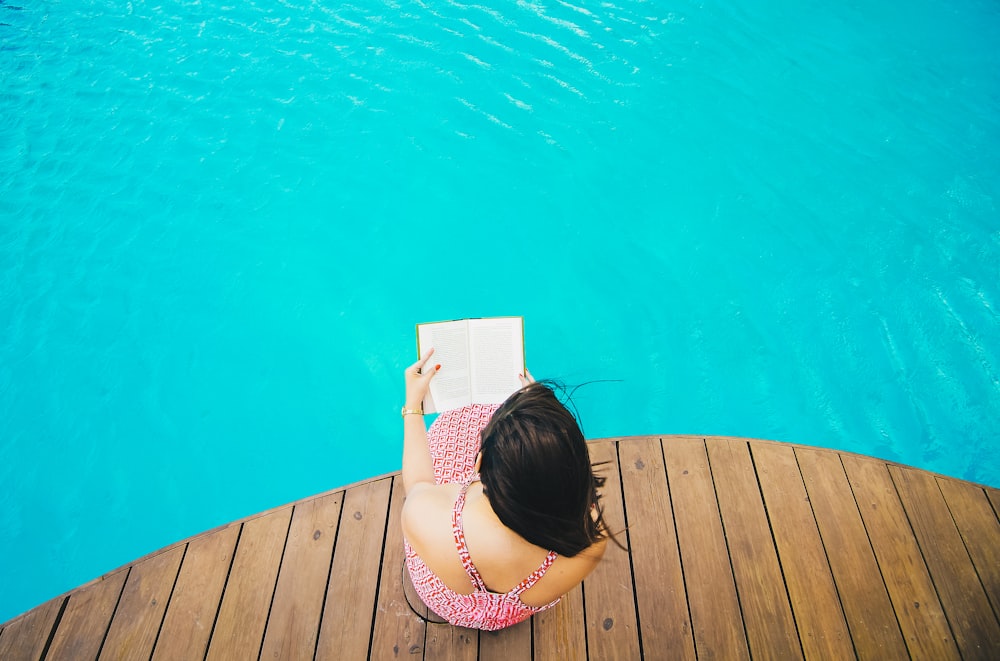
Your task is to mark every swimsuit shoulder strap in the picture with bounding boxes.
[452,473,489,591]
[510,550,558,596]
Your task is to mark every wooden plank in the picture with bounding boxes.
[370,476,430,659]
[841,454,960,659]
[584,440,641,660]
[617,436,695,660]
[259,491,344,660]
[663,437,749,660]
[315,478,392,660]
[0,596,65,661]
[891,465,1000,658]
[988,488,1000,517]
[533,582,585,661]
[150,524,239,660]
[479,619,531,660]
[45,570,128,660]
[205,507,293,660]
[751,442,854,659]
[707,439,802,659]
[796,448,908,659]
[99,546,184,661]
[936,478,1000,621]
[424,623,478,661]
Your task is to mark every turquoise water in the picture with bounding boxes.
[2,0,998,624]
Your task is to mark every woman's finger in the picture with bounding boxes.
[414,362,441,387]
[408,347,435,374]
[518,368,536,386]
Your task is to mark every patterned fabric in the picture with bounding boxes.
[426,404,496,484]
[405,404,561,631]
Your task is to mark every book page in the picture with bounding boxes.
[468,317,525,404]
[416,320,472,413]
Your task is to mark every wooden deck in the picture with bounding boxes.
[1,435,998,660]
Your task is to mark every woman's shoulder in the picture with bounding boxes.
[401,482,461,543]
[402,482,482,594]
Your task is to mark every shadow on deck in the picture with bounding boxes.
[1,436,999,660]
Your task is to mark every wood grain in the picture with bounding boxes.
[315,478,392,660]
[533,583,585,661]
[0,597,65,661]
[151,524,239,661]
[708,438,801,660]
[891,465,1000,659]
[842,454,961,660]
[99,546,184,661]
[936,479,1000,623]
[617,436,695,660]
[584,440,641,660]
[751,442,854,659]
[260,491,344,660]
[46,570,128,660]
[205,508,292,660]
[370,476,431,659]
[796,447,907,659]
[664,437,750,660]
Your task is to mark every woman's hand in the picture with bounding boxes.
[405,348,440,409]
[518,368,536,388]
[402,349,439,493]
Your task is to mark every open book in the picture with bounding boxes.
[416,317,525,414]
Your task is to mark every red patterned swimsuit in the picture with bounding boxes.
[404,404,561,630]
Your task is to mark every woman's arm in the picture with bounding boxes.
[402,348,439,495]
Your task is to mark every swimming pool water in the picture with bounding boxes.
[1,0,998,624]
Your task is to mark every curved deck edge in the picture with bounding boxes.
[2,434,998,660]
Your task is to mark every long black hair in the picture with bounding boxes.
[478,381,611,557]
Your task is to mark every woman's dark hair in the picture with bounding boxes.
[478,381,611,557]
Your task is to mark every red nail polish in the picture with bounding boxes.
[435,364,441,371]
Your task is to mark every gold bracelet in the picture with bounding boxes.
[401,406,424,418]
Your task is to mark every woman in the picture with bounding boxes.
[401,348,611,630]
